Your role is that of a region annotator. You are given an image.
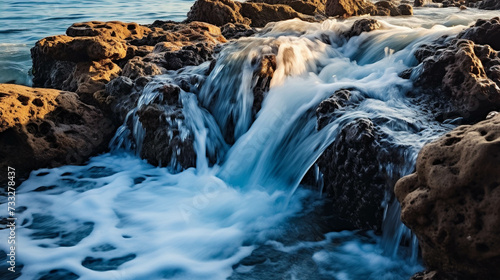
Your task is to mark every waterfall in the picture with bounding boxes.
[3,9,498,280]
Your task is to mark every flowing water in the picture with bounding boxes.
[1,3,500,280]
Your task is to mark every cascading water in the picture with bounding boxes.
[2,8,499,280]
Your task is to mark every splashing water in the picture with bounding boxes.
[2,8,499,280]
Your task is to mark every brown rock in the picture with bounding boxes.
[221,23,256,39]
[0,84,115,182]
[63,59,122,97]
[248,0,327,15]
[395,114,500,279]
[122,57,163,80]
[187,0,305,27]
[325,0,376,18]
[33,35,128,62]
[67,21,151,40]
[186,0,251,26]
[398,4,413,15]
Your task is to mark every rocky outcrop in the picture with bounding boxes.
[0,84,115,182]
[32,20,226,105]
[186,0,307,27]
[411,18,500,122]
[249,0,327,15]
[325,0,376,18]
[325,0,412,18]
[458,17,500,51]
[476,0,500,10]
[395,113,500,279]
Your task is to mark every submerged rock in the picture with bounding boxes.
[395,113,500,279]
[0,84,115,182]
[345,18,382,38]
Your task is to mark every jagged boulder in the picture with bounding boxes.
[477,0,500,10]
[395,113,500,279]
[0,84,115,182]
[345,18,382,38]
[414,39,500,121]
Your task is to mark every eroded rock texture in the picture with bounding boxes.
[0,84,115,182]
[32,20,226,105]
[412,18,500,122]
[395,113,500,279]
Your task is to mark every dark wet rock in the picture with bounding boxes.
[395,113,500,280]
[414,0,424,7]
[398,4,413,15]
[221,23,256,39]
[135,84,197,170]
[345,18,382,38]
[375,1,401,16]
[414,39,500,122]
[164,42,215,70]
[252,54,277,116]
[458,17,500,51]
[0,84,115,183]
[187,0,306,27]
[248,0,327,15]
[317,117,387,231]
[477,0,500,10]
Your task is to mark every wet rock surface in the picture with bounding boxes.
[0,84,115,182]
[395,113,500,279]
[411,18,500,122]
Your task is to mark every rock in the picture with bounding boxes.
[136,84,197,170]
[32,35,128,62]
[375,1,401,16]
[187,0,306,27]
[414,0,424,7]
[0,84,115,182]
[248,0,326,15]
[395,113,500,279]
[414,38,500,122]
[458,17,500,51]
[32,20,226,108]
[325,0,376,18]
[122,57,163,80]
[221,23,256,39]
[67,21,151,40]
[345,18,382,38]
[477,0,500,10]
[317,117,387,231]
[252,54,277,116]
[186,0,251,26]
[398,4,413,15]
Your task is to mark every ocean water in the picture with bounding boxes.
[1,2,500,280]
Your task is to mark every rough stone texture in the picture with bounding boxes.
[187,0,306,27]
[0,84,115,182]
[414,0,424,7]
[415,39,500,121]
[345,18,382,38]
[325,0,376,18]
[248,0,327,15]
[136,84,197,170]
[395,113,500,279]
[221,23,256,39]
[398,4,413,15]
[252,54,277,116]
[458,17,500,51]
[32,20,226,106]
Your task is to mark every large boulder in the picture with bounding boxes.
[458,17,500,51]
[477,0,500,10]
[0,84,115,182]
[248,0,327,15]
[395,112,500,279]
[186,0,306,27]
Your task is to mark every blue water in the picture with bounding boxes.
[0,0,193,85]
